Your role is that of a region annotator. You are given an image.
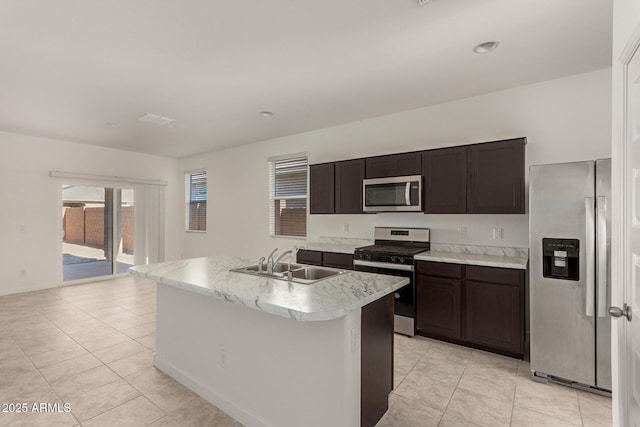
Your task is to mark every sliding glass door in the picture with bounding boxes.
[61,185,134,282]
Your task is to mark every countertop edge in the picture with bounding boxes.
[130,267,409,322]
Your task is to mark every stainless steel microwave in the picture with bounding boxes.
[362,175,422,212]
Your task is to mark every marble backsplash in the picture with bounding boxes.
[314,236,529,258]
[316,236,374,247]
[429,243,528,258]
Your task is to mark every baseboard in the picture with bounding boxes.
[0,283,57,296]
[153,354,271,427]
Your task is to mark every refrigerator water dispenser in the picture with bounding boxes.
[542,238,579,280]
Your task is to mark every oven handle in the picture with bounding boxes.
[354,259,414,272]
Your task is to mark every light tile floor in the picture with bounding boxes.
[380,335,612,426]
[0,276,612,426]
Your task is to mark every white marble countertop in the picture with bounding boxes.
[130,256,408,322]
[414,251,528,270]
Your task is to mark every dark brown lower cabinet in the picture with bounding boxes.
[464,265,525,357]
[296,249,323,266]
[416,275,462,340]
[322,252,354,269]
[297,250,354,269]
[415,261,525,359]
[465,280,523,356]
[361,293,394,427]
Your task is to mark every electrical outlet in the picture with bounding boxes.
[458,226,467,237]
[493,227,504,240]
[343,223,350,233]
[220,349,228,370]
[19,269,26,277]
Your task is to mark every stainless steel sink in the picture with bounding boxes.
[230,263,349,284]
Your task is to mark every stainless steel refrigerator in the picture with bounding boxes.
[529,159,611,391]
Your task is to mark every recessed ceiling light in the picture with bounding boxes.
[473,41,499,54]
[259,111,274,117]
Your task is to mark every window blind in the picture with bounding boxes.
[269,156,307,237]
[185,170,207,231]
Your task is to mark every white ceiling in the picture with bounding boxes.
[0,0,612,158]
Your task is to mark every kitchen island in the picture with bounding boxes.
[130,256,408,427]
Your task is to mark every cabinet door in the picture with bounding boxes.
[361,293,394,427]
[335,159,365,214]
[465,269,524,356]
[322,252,354,270]
[296,249,323,266]
[416,274,462,340]
[423,147,467,213]
[467,138,525,214]
[365,152,422,179]
[309,163,335,214]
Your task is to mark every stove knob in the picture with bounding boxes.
[399,257,405,264]
[365,254,372,261]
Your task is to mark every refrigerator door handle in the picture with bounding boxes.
[585,197,595,318]
[596,196,608,318]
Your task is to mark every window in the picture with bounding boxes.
[185,170,206,231]
[269,156,308,237]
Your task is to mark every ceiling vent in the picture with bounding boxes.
[137,113,176,127]
[417,0,433,5]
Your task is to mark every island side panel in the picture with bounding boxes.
[154,283,361,427]
[360,292,394,427]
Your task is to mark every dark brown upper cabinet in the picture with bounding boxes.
[365,152,422,179]
[423,147,467,213]
[309,163,335,214]
[335,159,365,214]
[467,138,525,214]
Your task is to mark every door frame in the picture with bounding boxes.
[55,178,134,285]
[612,18,640,426]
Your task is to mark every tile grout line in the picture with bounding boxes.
[11,333,83,426]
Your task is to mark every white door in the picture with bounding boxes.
[618,42,640,425]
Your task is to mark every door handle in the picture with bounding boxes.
[608,304,632,321]
[596,196,608,318]
[405,182,411,206]
[585,197,595,317]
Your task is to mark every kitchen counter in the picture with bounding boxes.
[415,250,528,269]
[130,255,400,427]
[129,255,408,321]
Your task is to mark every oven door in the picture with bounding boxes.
[363,175,422,212]
[353,261,415,335]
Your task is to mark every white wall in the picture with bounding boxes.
[0,130,182,295]
[181,68,612,260]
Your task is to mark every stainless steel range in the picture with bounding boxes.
[354,227,430,336]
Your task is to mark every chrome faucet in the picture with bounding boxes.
[265,248,294,276]
[257,256,266,274]
[266,248,279,274]
[274,250,292,270]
